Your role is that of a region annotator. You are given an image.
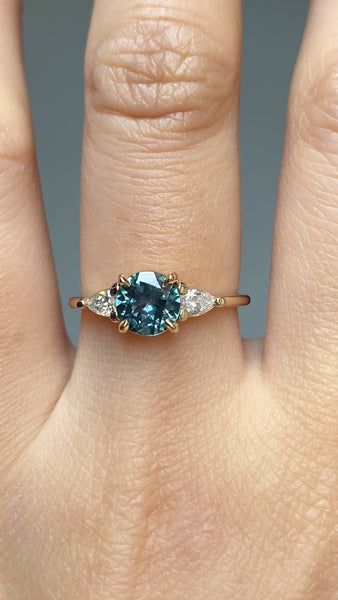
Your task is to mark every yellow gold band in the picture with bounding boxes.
[69,294,250,310]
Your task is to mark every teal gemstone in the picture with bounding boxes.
[115,271,181,336]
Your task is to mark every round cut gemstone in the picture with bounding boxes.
[115,271,181,336]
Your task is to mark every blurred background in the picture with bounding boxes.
[24,0,308,342]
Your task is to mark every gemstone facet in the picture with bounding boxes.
[86,290,115,317]
[115,271,181,336]
[181,288,215,317]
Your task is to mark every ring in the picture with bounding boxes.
[69,270,250,337]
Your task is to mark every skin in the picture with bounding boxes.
[0,0,337,598]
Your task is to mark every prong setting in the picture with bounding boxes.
[165,319,179,333]
[178,281,188,295]
[110,309,119,323]
[164,272,178,286]
[179,307,188,321]
[110,283,118,296]
[118,319,130,334]
[118,274,131,288]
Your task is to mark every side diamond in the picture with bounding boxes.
[86,290,115,317]
[181,289,215,317]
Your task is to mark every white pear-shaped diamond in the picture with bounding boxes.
[86,290,115,317]
[181,288,215,317]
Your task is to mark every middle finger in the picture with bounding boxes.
[78,0,243,389]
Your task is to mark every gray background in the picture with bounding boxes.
[23,0,308,343]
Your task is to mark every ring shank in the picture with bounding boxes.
[69,295,251,310]
[219,295,250,307]
[68,297,85,309]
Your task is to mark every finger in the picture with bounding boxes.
[75,0,243,394]
[23,5,244,594]
[265,0,338,415]
[0,1,71,471]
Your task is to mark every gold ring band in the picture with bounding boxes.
[69,270,250,337]
[68,295,250,310]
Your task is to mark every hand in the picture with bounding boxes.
[0,1,337,599]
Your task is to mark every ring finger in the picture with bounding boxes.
[76,0,243,398]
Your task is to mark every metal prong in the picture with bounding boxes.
[110,283,118,296]
[165,319,179,333]
[178,281,188,295]
[118,274,131,288]
[110,310,119,323]
[164,272,178,286]
[118,319,130,334]
[179,307,188,321]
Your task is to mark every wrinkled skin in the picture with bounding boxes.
[0,1,337,599]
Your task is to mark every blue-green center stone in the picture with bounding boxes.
[115,271,181,336]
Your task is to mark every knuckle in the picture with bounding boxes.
[86,14,239,139]
[290,61,338,153]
